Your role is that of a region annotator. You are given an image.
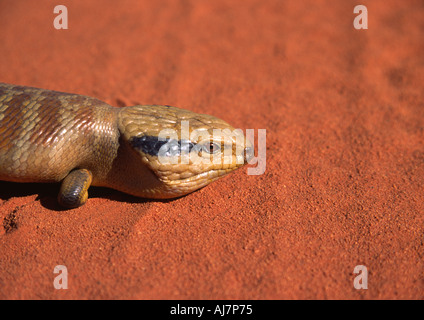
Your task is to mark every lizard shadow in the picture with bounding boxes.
[0,180,175,211]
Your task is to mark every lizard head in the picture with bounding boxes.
[116,105,253,198]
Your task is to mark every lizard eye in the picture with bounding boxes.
[203,142,221,154]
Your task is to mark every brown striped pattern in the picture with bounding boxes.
[0,83,119,183]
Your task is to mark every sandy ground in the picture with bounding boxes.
[0,0,423,299]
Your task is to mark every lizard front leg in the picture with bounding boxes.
[58,169,93,208]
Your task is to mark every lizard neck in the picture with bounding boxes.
[82,105,120,184]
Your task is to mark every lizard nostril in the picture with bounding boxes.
[244,147,254,164]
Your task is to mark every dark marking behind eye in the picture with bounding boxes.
[129,135,195,157]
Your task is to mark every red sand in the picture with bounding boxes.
[0,0,423,299]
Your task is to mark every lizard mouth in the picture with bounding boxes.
[157,147,251,193]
